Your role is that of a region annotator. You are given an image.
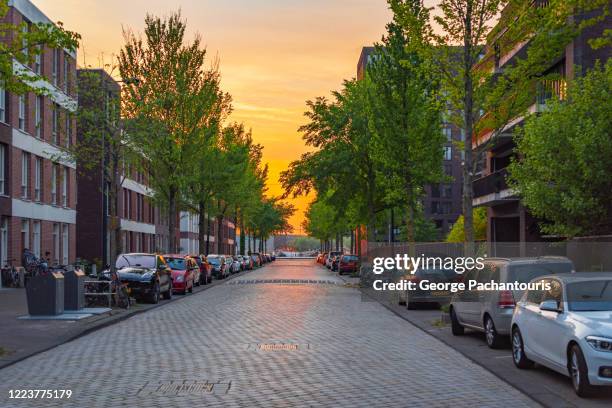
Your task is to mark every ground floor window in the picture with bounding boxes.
[52,223,60,265]
[0,217,8,267]
[32,221,41,258]
[61,224,69,265]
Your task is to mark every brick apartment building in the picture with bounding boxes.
[76,69,177,267]
[180,211,237,255]
[357,46,463,238]
[472,0,611,245]
[0,0,77,268]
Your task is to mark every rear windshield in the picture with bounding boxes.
[165,257,187,270]
[567,280,612,312]
[208,257,221,265]
[508,263,573,283]
[416,269,457,280]
[342,256,358,262]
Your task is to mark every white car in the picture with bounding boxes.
[511,273,612,397]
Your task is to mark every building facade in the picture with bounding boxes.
[179,211,237,255]
[76,69,174,266]
[357,46,463,238]
[472,0,611,245]
[0,0,77,268]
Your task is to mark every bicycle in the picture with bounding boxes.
[1,259,20,288]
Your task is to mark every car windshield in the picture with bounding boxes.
[208,257,221,265]
[567,280,612,312]
[116,254,156,269]
[416,268,457,280]
[343,256,358,262]
[508,263,573,283]
[165,257,187,270]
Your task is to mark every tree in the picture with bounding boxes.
[508,61,612,237]
[367,0,444,246]
[0,0,79,94]
[446,207,487,242]
[433,0,505,248]
[119,11,220,253]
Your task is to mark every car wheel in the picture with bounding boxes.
[450,307,464,335]
[570,344,595,397]
[512,327,534,369]
[162,284,172,300]
[149,282,160,304]
[188,282,193,293]
[399,290,407,306]
[484,315,503,349]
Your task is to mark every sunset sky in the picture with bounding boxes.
[33,0,405,232]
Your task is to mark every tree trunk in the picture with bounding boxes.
[406,198,416,257]
[462,1,475,255]
[198,200,207,255]
[167,188,177,253]
[217,215,224,254]
[205,214,211,255]
[109,153,121,272]
[239,213,245,255]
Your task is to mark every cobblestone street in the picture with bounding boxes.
[0,260,539,407]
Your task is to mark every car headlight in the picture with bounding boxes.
[175,275,184,283]
[586,336,612,352]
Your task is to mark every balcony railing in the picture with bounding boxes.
[473,168,509,198]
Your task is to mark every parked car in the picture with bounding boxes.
[252,252,264,266]
[316,253,325,264]
[242,255,253,270]
[224,256,235,274]
[250,254,261,268]
[207,255,227,279]
[511,273,612,397]
[398,267,460,308]
[231,256,242,273]
[338,254,360,275]
[449,257,575,348]
[326,251,342,269]
[163,254,196,295]
[331,255,341,271]
[109,253,173,304]
[190,254,212,285]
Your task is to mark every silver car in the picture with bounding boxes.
[449,257,575,348]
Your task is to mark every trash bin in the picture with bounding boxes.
[64,270,86,311]
[26,272,64,316]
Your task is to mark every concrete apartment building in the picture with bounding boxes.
[0,0,78,268]
[472,0,611,245]
[357,46,463,237]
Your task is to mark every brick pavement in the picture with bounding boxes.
[0,260,539,407]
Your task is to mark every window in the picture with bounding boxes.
[35,96,42,137]
[443,146,452,161]
[63,54,69,93]
[34,45,42,74]
[21,152,29,198]
[0,217,7,267]
[52,49,59,85]
[61,224,69,265]
[32,221,41,258]
[52,223,59,264]
[34,157,42,201]
[21,219,29,251]
[51,164,57,205]
[442,184,452,199]
[443,127,452,142]
[18,95,26,130]
[61,167,68,207]
[64,112,71,147]
[0,84,5,122]
[52,104,58,144]
[22,22,28,57]
[0,144,5,195]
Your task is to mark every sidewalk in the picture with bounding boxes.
[0,269,252,370]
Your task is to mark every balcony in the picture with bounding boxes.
[472,169,516,207]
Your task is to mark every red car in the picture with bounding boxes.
[338,254,360,275]
[190,254,212,285]
[163,254,197,294]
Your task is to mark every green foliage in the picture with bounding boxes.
[446,208,488,243]
[291,236,320,252]
[508,61,612,237]
[0,0,80,94]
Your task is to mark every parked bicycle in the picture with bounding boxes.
[1,259,20,288]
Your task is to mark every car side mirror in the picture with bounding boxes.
[539,300,561,313]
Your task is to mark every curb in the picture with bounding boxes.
[0,268,255,371]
